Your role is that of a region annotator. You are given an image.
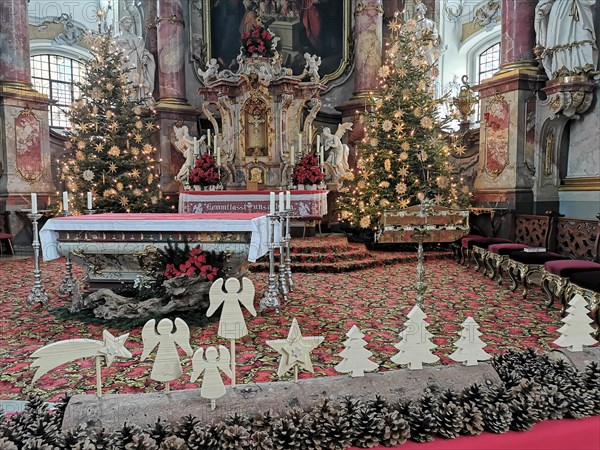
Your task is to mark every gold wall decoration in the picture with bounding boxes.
[544,128,555,177]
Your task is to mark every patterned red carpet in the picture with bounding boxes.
[0,245,564,402]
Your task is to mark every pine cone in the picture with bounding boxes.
[545,386,569,420]
[565,387,595,419]
[407,404,435,443]
[509,398,537,431]
[224,412,252,429]
[460,402,484,436]
[124,433,159,450]
[351,406,383,448]
[250,430,274,450]
[187,424,220,450]
[319,415,353,450]
[219,424,251,449]
[271,417,302,449]
[378,410,410,447]
[147,419,173,446]
[251,410,278,434]
[20,437,55,450]
[159,436,188,450]
[367,395,389,415]
[483,402,512,434]
[584,361,600,390]
[174,415,201,441]
[460,383,488,411]
[435,401,463,439]
[0,438,18,450]
[509,379,548,422]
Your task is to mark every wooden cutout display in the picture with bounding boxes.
[31,330,132,397]
[207,277,257,387]
[554,294,598,352]
[266,318,324,382]
[141,318,193,392]
[191,345,233,410]
[448,316,492,366]
[335,325,379,377]
[391,304,439,370]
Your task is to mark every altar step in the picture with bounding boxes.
[250,236,451,273]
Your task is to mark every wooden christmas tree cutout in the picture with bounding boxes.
[207,277,256,387]
[141,317,193,392]
[391,304,439,370]
[554,294,598,352]
[191,345,233,410]
[31,330,132,397]
[448,316,491,366]
[335,325,379,377]
[266,318,324,382]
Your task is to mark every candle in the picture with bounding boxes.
[269,192,275,215]
[298,133,302,152]
[308,125,313,146]
[320,145,325,166]
[62,191,69,212]
[213,134,218,155]
[290,145,295,166]
[31,193,37,214]
[216,147,221,166]
[286,190,291,210]
[316,134,320,154]
[193,137,199,157]
[279,192,284,212]
[207,129,211,148]
[87,192,93,210]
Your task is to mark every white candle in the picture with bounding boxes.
[213,134,218,155]
[62,191,69,212]
[308,125,313,146]
[316,134,321,154]
[87,191,93,210]
[193,137,199,157]
[31,193,37,214]
[269,192,275,215]
[207,129,211,148]
[298,133,302,152]
[290,145,295,166]
[216,147,221,166]
[286,190,291,210]
[279,192,284,212]
[320,145,325,166]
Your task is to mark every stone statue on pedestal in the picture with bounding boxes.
[322,123,353,184]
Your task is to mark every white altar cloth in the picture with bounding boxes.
[178,190,328,217]
[40,213,271,262]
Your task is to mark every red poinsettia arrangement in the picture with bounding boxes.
[189,153,220,186]
[292,154,324,185]
[241,25,275,58]
[164,247,219,281]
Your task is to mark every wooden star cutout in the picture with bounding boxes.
[145,122,156,131]
[99,330,132,366]
[108,163,118,173]
[266,318,324,380]
[133,133,143,143]
[454,145,466,156]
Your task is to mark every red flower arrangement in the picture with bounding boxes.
[241,25,275,58]
[292,154,324,185]
[164,247,219,281]
[189,153,220,187]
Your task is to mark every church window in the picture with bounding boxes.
[478,42,500,82]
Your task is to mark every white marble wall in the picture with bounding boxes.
[567,98,600,178]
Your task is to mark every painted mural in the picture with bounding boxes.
[15,109,43,181]
[207,0,349,79]
[483,95,509,175]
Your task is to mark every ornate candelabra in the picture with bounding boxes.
[283,208,294,291]
[27,213,49,306]
[58,210,76,297]
[276,211,289,300]
[259,214,281,311]
[413,229,428,307]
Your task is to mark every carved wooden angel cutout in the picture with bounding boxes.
[191,345,232,410]
[207,277,256,339]
[141,318,193,390]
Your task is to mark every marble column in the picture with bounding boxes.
[498,0,538,74]
[0,0,54,244]
[352,0,384,99]
[144,0,159,97]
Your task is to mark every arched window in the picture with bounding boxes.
[478,42,500,82]
[30,54,86,130]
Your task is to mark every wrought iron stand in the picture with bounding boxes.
[27,213,49,306]
[277,211,289,301]
[58,210,76,296]
[259,214,281,311]
[283,208,294,292]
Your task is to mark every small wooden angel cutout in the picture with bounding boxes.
[207,277,256,339]
[141,317,193,392]
[191,345,232,410]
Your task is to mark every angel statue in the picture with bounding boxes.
[197,58,219,85]
[322,123,353,184]
[141,318,193,389]
[173,125,206,184]
[207,277,256,339]
[191,345,233,410]
[303,53,322,81]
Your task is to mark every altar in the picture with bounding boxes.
[39,213,270,289]
[178,190,328,218]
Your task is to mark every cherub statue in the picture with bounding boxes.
[191,345,232,409]
[173,125,206,184]
[303,52,322,81]
[141,318,193,387]
[207,277,256,339]
[197,58,219,85]
[322,122,353,184]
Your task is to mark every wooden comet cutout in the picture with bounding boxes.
[30,330,132,396]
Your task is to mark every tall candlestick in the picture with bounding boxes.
[207,129,211,148]
[279,192,284,212]
[62,191,69,212]
[308,125,313,146]
[31,193,37,214]
[290,145,295,166]
[286,190,291,210]
[87,192,93,210]
[269,192,275,215]
[316,134,320,153]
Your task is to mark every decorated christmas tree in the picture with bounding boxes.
[61,32,165,213]
[448,316,491,366]
[335,325,379,377]
[391,304,439,370]
[338,11,470,232]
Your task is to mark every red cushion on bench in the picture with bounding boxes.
[488,243,530,254]
[461,236,512,249]
[508,251,568,264]
[544,260,600,276]
[568,270,600,293]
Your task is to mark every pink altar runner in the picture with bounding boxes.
[178,190,328,218]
